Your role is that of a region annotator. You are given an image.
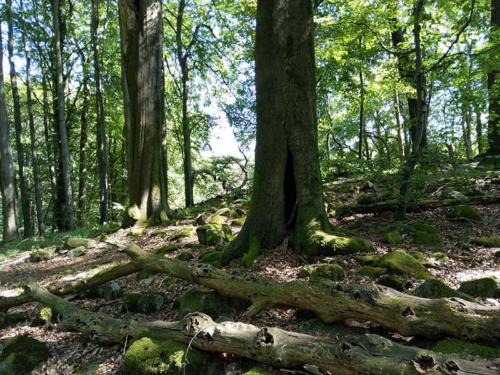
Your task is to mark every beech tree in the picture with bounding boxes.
[487,0,500,155]
[120,0,167,226]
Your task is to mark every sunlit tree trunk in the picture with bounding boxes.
[0,28,18,242]
[119,0,166,226]
[487,0,500,155]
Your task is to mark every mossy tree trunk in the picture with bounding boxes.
[120,0,166,226]
[26,284,497,375]
[487,0,500,155]
[225,0,369,264]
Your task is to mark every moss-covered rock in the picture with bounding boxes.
[29,249,51,262]
[169,226,196,241]
[0,336,50,374]
[472,236,500,248]
[377,274,412,292]
[86,281,124,300]
[433,338,500,359]
[123,292,165,313]
[155,244,180,255]
[309,231,373,255]
[382,231,403,245]
[447,205,481,221]
[130,227,145,237]
[175,252,194,261]
[408,250,427,263]
[150,230,168,238]
[431,252,449,261]
[123,337,220,375]
[298,263,345,282]
[411,279,474,301]
[31,307,53,327]
[355,254,381,264]
[174,288,229,319]
[64,237,96,249]
[198,250,223,266]
[357,266,387,278]
[67,246,87,257]
[196,223,233,246]
[373,250,431,279]
[243,367,270,375]
[459,277,500,298]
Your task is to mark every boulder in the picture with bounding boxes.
[68,246,87,257]
[155,244,180,255]
[377,274,413,292]
[298,263,345,282]
[196,223,233,246]
[411,279,473,301]
[0,336,50,374]
[174,288,229,319]
[373,250,431,279]
[29,249,51,262]
[447,205,481,221]
[169,226,196,241]
[64,237,96,249]
[459,277,500,298]
[357,266,387,278]
[123,292,165,313]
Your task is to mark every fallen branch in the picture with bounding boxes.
[26,283,497,375]
[0,262,139,312]
[333,194,500,217]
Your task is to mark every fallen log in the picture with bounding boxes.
[123,244,500,344]
[26,283,497,375]
[0,262,139,312]
[333,194,500,217]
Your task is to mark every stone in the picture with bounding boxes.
[29,249,51,262]
[447,205,481,221]
[458,277,500,298]
[310,231,373,255]
[155,244,180,255]
[64,237,96,249]
[198,251,223,266]
[373,250,431,279]
[357,266,387,278]
[174,288,229,319]
[123,292,165,313]
[169,226,196,241]
[411,279,473,301]
[472,236,500,248]
[377,275,412,292]
[196,223,233,246]
[298,263,345,282]
[68,246,87,257]
[0,336,50,374]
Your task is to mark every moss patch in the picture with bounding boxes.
[155,244,180,256]
[0,336,50,374]
[382,231,403,245]
[198,251,223,266]
[373,250,431,279]
[411,279,474,301]
[175,252,194,261]
[472,236,500,248]
[196,224,233,246]
[29,249,51,262]
[433,338,500,359]
[174,288,228,319]
[64,237,96,249]
[459,277,499,298]
[357,266,387,278]
[447,205,481,221]
[123,292,165,313]
[309,231,373,255]
[169,226,196,241]
[299,263,345,282]
[243,367,270,375]
[377,275,412,292]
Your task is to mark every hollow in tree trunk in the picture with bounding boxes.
[223,0,371,265]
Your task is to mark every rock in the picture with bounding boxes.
[130,227,145,237]
[175,252,194,261]
[155,244,180,255]
[431,252,449,261]
[196,223,233,246]
[373,250,431,279]
[29,249,51,262]
[31,307,53,327]
[447,191,467,200]
[472,236,500,248]
[123,337,221,375]
[447,205,481,221]
[433,338,500,359]
[0,336,50,374]
[357,266,387,278]
[411,279,474,301]
[207,214,227,224]
[169,226,196,241]
[408,250,427,263]
[68,246,87,257]
[310,231,373,255]
[174,288,229,319]
[243,367,270,375]
[299,263,345,282]
[355,254,381,264]
[382,231,402,245]
[150,230,167,238]
[96,281,124,300]
[377,275,413,292]
[122,292,165,313]
[458,277,500,298]
[198,250,223,266]
[407,224,443,248]
[64,237,96,249]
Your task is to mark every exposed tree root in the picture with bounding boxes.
[25,283,498,375]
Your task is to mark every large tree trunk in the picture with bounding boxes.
[77,50,89,226]
[52,0,75,230]
[7,0,33,238]
[0,28,18,242]
[120,0,166,226]
[24,284,497,375]
[358,66,365,160]
[225,0,371,265]
[91,0,110,223]
[487,0,500,155]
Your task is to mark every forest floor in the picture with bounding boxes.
[0,167,499,374]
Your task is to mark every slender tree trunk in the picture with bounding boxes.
[476,107,483,155]
[7,0,33,237]
[224,0,372,265]
[52,0,75,230]
[91,0,109,223]
[358,68,365,160]
[77,51,89,225]
[119,0,166,226]
[487,0,500,155]
[23,24,45,236]
[394,93,405,164]
[462,101,473,160]
[0,28,18,242]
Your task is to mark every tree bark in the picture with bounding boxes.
[225,0,366,264]
[7,0,33,238]
[476,107,483,155]
[91,0,110,223]
[25,284,497,375]
[52,0,75,230]
[0,28,18,242]
[119,0,166,226]
[487,0,500,155]
[358,66,365,160]
[77,50,89,226]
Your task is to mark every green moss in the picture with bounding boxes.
[241,237,260,267]
[408,250,427,263]
[243,367,270,375]
[413,231,443,247]
[198,251,222,266]
[374,250,431,279]
[123,292,165,313]
[64,237,95,249]
[175,252,194,261]
[130,227,145,237]
[68,246,87,257]
[309,231,373,255]
[196,224,233,246]
[123,337,216,375]
[155,244,180,256]
[411,279,474,301]
[355,254,381,264]
[208,215,227,225]
[357,266,387,278]
[459,277,499,298]
[169,226,196,241]
[31,307,53,327]
[447,205,481,221]
[0,336,50,374]
[299,263,345,282]
[472,236,500,248]
[29,249,51,262]
[382,231,402,245]
[409,223,439,234]
[377,274,411,291]
[150,230,167,238]
[431,252,449,261]
[174,288,228,319]
[433,338,500,359]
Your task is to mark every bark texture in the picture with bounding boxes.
[487,0,500,155]
[26,284,498,375]
[120,0,166,226]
